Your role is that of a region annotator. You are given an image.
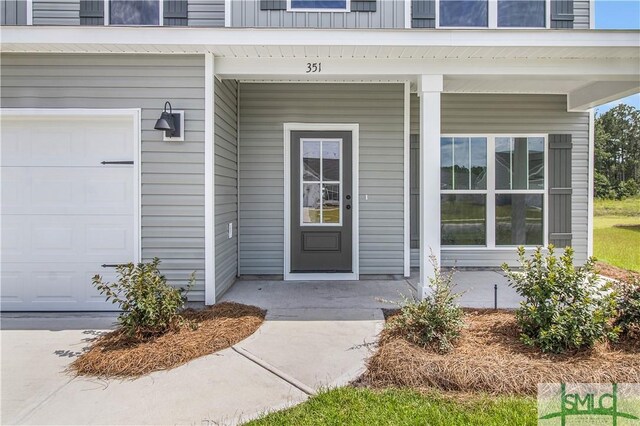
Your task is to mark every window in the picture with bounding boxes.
[440,135,546,247]
[440,137,488,245]
[109,0,160,26]
[498,0,545,27]
[301,139,342,225]
[440,0,488,27]
[437,0,547,28]
[289,0,349,11]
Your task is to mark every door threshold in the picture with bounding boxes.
[284,272,358,281]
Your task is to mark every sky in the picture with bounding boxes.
[593,0,640,115]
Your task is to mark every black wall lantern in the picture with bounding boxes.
[154,101,184,141]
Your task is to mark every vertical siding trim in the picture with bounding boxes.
[403,82,411,277]
[587,109,594,256]
[27,0,33,24]
[236,83,241,276]
[205,53,216,304]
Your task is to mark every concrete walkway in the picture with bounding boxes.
[0,272,519,425]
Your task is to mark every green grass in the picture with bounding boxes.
[593,196,640,272]
[245,387,537,426]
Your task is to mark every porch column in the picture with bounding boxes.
[418,75,443,299]
[204,52,216,305]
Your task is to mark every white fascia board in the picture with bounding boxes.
[1,26,639,49]
[215,57,640,78]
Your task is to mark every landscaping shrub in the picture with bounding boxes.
[92,258,194,338]
[615,277,640,339]
[385,254,465,353]
[502,246,619,354]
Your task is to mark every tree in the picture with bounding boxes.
[595,104,640,199]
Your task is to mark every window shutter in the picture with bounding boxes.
[548,134,572,247]
[551,0,574,29]
[410,134,420,248]
[164,0,188,26]
[80,0,104,25]
[260,0,287,10]
[412,0,435,28]
[351,0,376,12]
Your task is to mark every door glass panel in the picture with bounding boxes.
[322,184,340,224]
[302,183,321,224]
[110,0,160,25]
[322,141,340,182]
[303,141,321,181]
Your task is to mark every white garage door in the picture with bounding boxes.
[1,112,138,311]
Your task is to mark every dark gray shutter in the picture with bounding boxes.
[410,134,420,248]
[351,0,376,12]
[80,0,104,25]
[260,0,287,10]
[164,0,188,26]
[548,134,573,247]
[412,0,435,28]
[551,0,574,29]
[1,0,27,25]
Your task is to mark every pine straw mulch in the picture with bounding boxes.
[70,302,266,378]
[361,309,640,396]
[596,261,640,282]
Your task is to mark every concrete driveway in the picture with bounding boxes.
[1,279,413,425]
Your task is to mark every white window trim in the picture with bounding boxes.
[436,0,551,30]
[283,123,359,281]
[440,133,548,250]
[286,0,351,13]
[103,0,164,26]
[300,138,343,227]
[0,107,142,264]
[26,0,33,25]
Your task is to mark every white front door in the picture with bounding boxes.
[1,112,138,311]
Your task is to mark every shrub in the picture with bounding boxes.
[92,258,195,339]
[502,246,619,354]
[385,254,465,353]
[614,277,640,339]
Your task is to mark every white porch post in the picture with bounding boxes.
[204,53,216,305]
[418,75,443,299]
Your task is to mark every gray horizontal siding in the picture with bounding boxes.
[188,0,225,27]
[0,53,207,300]
[573,0,590,29]
[410,93,589,268]
[33,0,80,25]
[215,79,238,297]
[1,0,27,25]
[239,83,404,275]
[232,0,405,28]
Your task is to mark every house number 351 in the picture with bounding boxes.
[306,62,322,73]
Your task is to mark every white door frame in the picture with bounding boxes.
[283,123,359,281]
[0,108,142,265]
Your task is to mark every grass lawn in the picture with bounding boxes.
[246,387,537,426]
[594,197,640,272]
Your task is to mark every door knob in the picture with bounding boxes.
[346,195,351,200]
[346,205,351,210]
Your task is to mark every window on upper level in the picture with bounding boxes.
[109,0,160,26]
[438,0,547,28]
[288,0,349,12]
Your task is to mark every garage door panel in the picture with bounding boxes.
[1,113,136,311]
[2,167,133,215]
[2,215,134,263]
[1,118,133,167]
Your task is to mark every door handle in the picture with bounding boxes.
[346,195,351,200]
[346,205,351,210]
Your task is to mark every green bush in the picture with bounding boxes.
[614,277,640,339]
[502,246,619,354]
[386,254,465,353]
[92,258,194,338]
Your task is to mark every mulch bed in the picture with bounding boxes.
[70,302,266,378]
[596,261,640,282]
[361,309,640,396]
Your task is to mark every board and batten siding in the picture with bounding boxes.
[32,0,80,25]
[1,0,27,25]
[232,0,405,28]
[239,83,404,275]
[214,79,238,297]
[410,93,589,268]
[0,53,207,300]
[189,0,225,27]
